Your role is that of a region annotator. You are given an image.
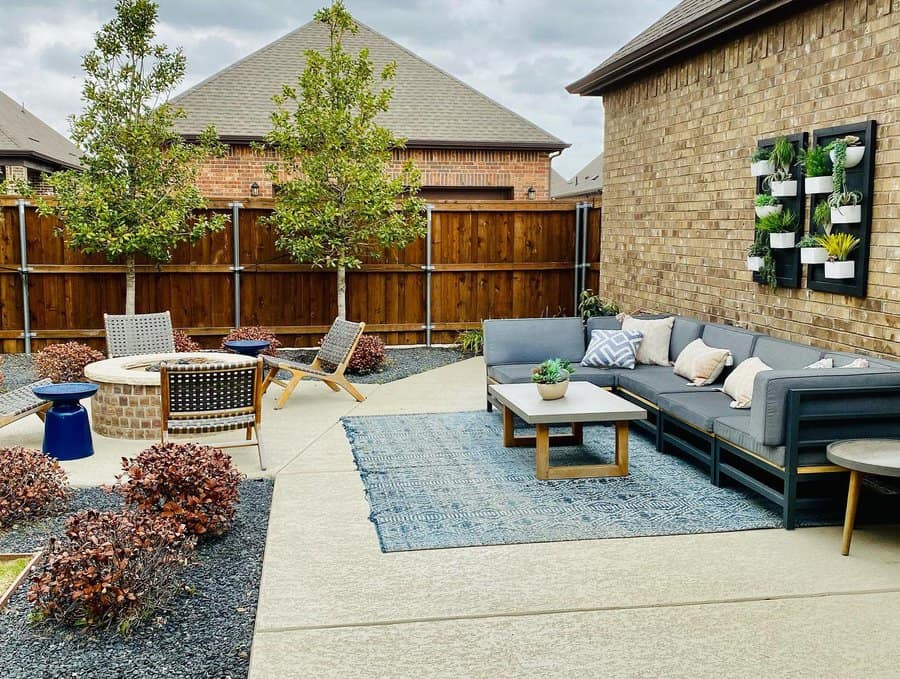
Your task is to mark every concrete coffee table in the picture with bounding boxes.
[826,439,900,556]
[489,382,647,480]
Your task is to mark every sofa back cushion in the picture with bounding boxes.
[753,337,823,371]
[823,352,900,371]
[585,316,621,334]
[670,317,705,361]
[483,317,585,366]
[700,324,760,366]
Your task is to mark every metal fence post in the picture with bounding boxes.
[229,202,243,328]
[580,202,589,296]
[17,199,32,354]
[423,203,434,347]
[573,202,583,310]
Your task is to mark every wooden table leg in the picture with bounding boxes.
[502,406,515,447]
[535,423,550,480]
[841,470,862,556]
[572,422,584,445]
[615,421,629,474]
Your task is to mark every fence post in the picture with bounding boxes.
[17,199,32,354]
[580,202,590,297]
[229,202,243,328]
[573,202,582,311]
[423,203,434,347]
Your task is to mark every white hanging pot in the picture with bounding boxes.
[804,176,833,194]
[800,247,828,265]
[751,160,774,177]
[755,204,782,219]
[769,232,796,249]
[831,205,861,224]
[746,256,763,272]
[824,260,855,279]
[830,147,865,168]
[770,180,798,197]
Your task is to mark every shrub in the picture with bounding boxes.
[117,442,244,538]
[577,289,620,322]
[347,334,386,375]
[33,342,104,383]
[455,329,484,355]
[173,329,200,352]
[221,326,281,356]
[28,510,195,633]
[0,446,69,528]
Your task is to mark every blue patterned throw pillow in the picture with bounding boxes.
[581,329,644,369]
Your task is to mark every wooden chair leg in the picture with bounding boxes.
[322,380,341,393]
[333,376,365,402]
[274,373,303,410]
[256,424,266,471]
[261,366,279,394]
[246,426,253,441]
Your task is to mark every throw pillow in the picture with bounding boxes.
[845,358,870,368]
[581,329,644,369]
[672,338,732,386]
[805,358,834,369]
[722,357,772,409]
[617,314,674,366]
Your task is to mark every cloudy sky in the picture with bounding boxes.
[0,0,677,178]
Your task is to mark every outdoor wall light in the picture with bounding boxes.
[526,186,536,200]
[250,182,260,197]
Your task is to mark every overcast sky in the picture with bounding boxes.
[0,0,677,178]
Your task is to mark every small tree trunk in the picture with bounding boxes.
[336,266,346,320]
[125,255,136,315]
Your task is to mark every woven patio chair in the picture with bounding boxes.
[160,357,266,470]
[0,378,52,430]
[262,318,366,409]
[104,311,175,358]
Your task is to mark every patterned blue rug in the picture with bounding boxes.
[342,411,838,552]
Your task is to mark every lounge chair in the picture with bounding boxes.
[261,319,365,409]
[104,311,175,358]
[0,379,52,430]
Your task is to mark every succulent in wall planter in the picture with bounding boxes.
[750,147,774,177]
[797,143,833,194]
[757,209,797,249]
[797,234,828,265]
[827,135,864,169]
[828,190,863,224]
[763,137,798,197]
[767,174,798,197]
[531,358,574,400]
[754,194,782,218]
[746,240,767,272]
[818,232,860,279]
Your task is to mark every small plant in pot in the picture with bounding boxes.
[818,232,860,279]
[828,190,862,224]
[746,239,767,272]
[750,147,774,177]
[827,134,864,169]
[797,143,833,194]
[531,358,575,401]
[797,234,827,265]
[763,137,797,197]
[757,209,797,249]
[754,194,781,219]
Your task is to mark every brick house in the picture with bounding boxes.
[173,20,567,201]
[551,153,603,200]
[568,0,899,356]
[0,90,80,194]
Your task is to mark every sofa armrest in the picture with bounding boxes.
[482,317,585,367]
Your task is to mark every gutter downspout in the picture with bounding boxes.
[228,202,243,328]
[548,150,563,199]
[17,199,32,354]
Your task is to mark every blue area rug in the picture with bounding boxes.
[342,411,835,552]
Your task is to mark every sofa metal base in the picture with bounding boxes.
[659,412,716,481]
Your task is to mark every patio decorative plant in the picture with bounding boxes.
[117,442,244,538]
[28,509,195,633]
[746,239,767,272]
[813,200,832,234]
[33,342,105,383]
[817,232,860,279]
[347,335,387,374]
[797,143,832,194]
[763,137,797,197]
[796,234,828,265]
[0,446,69,528]
[827,189,863,224]
[756,209,798,249]
[262,0,426,320]
[36,0,227,315]
[750,147,773,176]
[455,329,484,355]
[221,326,282,356]
[753,194,781,219]
[531,358,574,400]
[173,329,201,352]
[577,289,620,321]
[826,135,864,224]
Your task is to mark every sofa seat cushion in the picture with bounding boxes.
[714,416,827,468]
[488,363,620,388]
[616,366,720,405]
[657,391,740,433]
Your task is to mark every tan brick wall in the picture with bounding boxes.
[92,382,161,440]
[196,144,552,200]
[600,0,899,357]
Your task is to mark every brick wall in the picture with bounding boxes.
[196,144,552,200]
[600,0,899,357]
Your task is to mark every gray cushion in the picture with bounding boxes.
[483,317,585,366]
[823,352,900,370]
[616,366,720,404]
[714,415,827,468]
[749,368,900,446]
[585,316,621,334]
[669,317,705,362]
[657,391,739,432]
[488,363,619,388]
[700,324,761,366]
[752,337,823,370]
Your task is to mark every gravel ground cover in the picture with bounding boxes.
[0,479,273,679]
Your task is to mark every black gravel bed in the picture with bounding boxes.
[0,353,38,391]
[279,346,470,384]
[0,479,273,679]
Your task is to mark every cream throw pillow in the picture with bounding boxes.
[722,357,772,409]
[673,338,732,386]
[618,314,674,366]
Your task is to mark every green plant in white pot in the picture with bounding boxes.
[531,358,575,401]
[797,143,833,194]
[828,190,862,224]
[764,137,797,197]
[827,135,864,169]
[818,232,860,279]
[799,202,831,265]
[754,194,781,219]
[750,147,774,177]
[757,209,798,249]
[746,239,767,272]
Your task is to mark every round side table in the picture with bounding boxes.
[31,382,99,461]
[826,439,900,556]
[224,340,271,357]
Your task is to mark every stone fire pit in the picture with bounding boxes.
[84,352,251,440]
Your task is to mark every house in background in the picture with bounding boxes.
[0,90,80,194]
[551,153,603,200]
[174,20,568,201]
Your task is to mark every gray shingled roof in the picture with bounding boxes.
[173,20,567,150]
[552,153,603,198]
[0,90,81,169]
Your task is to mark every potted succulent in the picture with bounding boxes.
[531,358,575,400]
[746,240,767,272]
[764,137,797,197]
[757,209,798,249]
[750,147,774,177]
[828,190,862,224]
[797,143,833,194]
[818,232,860,279]
[754,194,781,218]
[797,234,827,265]
[828,135,865,169]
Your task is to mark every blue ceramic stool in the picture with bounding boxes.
[224,339,271,357]
[32,382,98,461]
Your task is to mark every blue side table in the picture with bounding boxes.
[224,339,271,357]
[31,382,98,460]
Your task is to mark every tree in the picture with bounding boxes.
[264,0,426,320]
[41,0,226,315]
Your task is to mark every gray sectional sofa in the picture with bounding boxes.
[483,315,900,528]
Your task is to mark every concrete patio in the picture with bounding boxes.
[4,357,899,677]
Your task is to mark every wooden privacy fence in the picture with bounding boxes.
[0,198,601,352]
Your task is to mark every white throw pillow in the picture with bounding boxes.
[805,358,834,369]
[673,338,732,386]
[845,358,870,368]
[722,357,772,409]
[617,314,674,366]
